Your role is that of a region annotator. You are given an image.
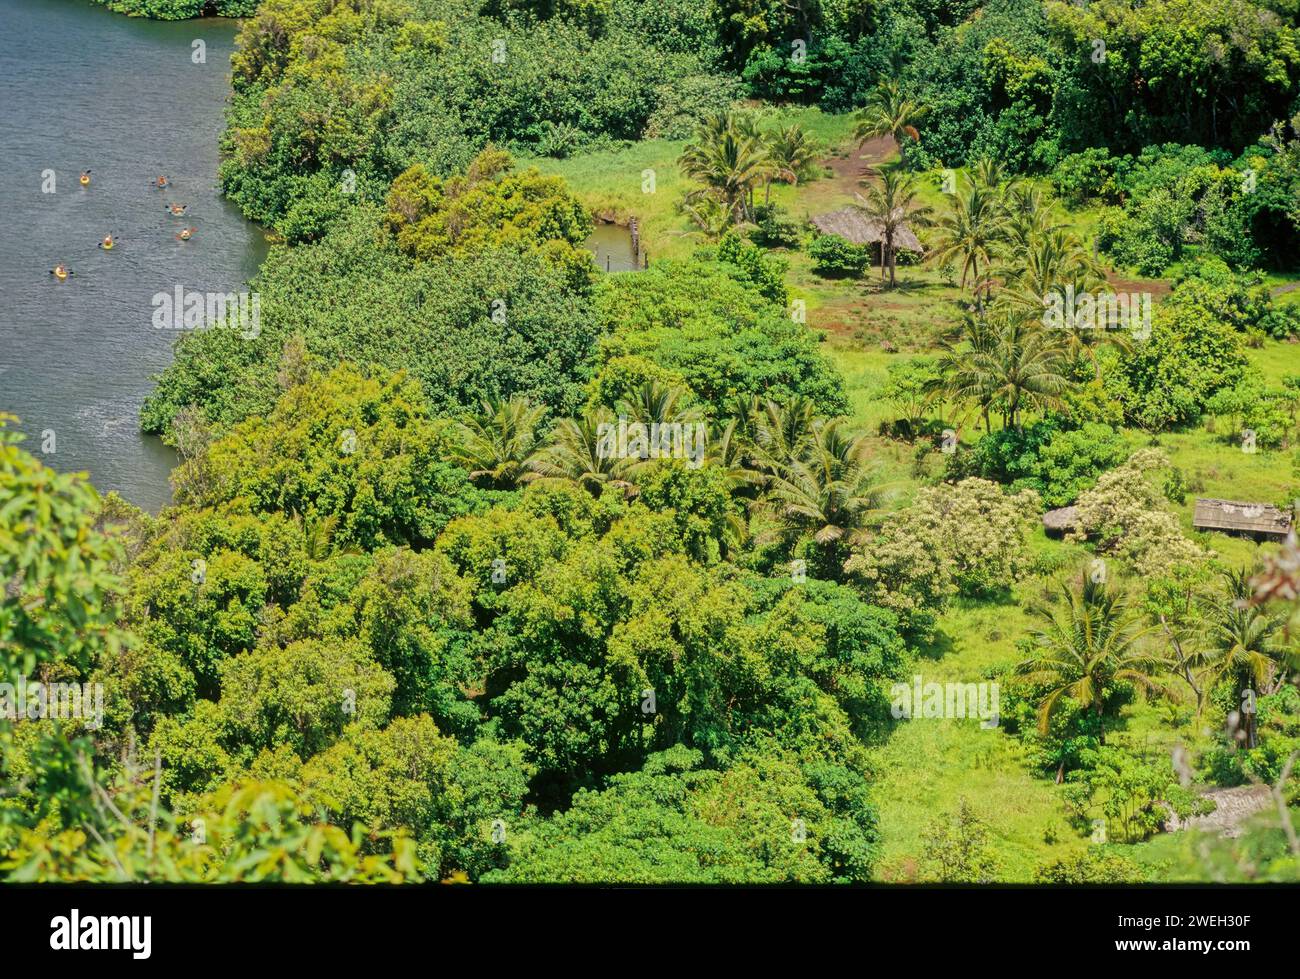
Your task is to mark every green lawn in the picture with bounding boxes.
[868,588,1089,881]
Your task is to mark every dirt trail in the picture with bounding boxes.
[820,135,896,200]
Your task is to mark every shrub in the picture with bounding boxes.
[751,204,802,248]
[845,479,1038,633]
[951,419,1126,507]
[1113,272,1249,430]
[809,234,869,277]
[715,231,789,305]
[1051,148,1126,204]
[1068,449,1206,577]
[595,259,848,415]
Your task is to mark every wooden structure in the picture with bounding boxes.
[809,207,923,257]
[1192,498,1292,541]
[1041,505,1079,538]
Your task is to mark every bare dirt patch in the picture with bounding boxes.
[1105,269,1173,299]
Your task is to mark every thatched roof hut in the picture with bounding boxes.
[1192,498,1292,540]
[810,207,923,253]
[1042,506,1079,538]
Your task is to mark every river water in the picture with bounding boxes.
[0,0,267,512]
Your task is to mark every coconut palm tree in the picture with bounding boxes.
[1017,575,1168,757]
[681,195,733,239]
[530,412,635,497]
[615,380,701,427]
[931,311,1003,433]
[680,114,772,226]
[759,418,893,577]
[929,181,1007,301]
[1001,229,1104,307]
[1005,235,1125,380]
[855,168,932,288]
[853,81,927,166]
[1201,567,1291,748]
[751,395,819,476]
[935,309,1071,431]
[706,415,766,499]
[1000,184,1064,253]
[973,312,1071,430]
[451,395,547,489]
[764,124,820,203]
[970,156,1010,192]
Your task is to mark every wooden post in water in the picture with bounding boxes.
[629,217,640,259]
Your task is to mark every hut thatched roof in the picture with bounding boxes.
[1192,498,1292,539]
[810,207,923,252]
[1042,506,1079,535]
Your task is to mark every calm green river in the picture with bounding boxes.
[0,0,267,511]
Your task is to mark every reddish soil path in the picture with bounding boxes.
[1105,270,1173,299]
[817,135,896,202]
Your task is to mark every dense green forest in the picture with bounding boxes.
[5,0,1300,882]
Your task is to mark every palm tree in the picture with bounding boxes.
[1201,568,1291,748]
[930,180,1007,301]
[970,156,1010,192]
[530,412,635,497]
[977,313,1071,430]
[751,395,819,476]
[681,195,733,239]
[705,415,766,499]
[932,311,1002,432]
[615,380,700,427]
[451,395,546,489]
[764,124,820,203]
[1154,581,1211,715]
[853,81,927,167]
[759,418,893,576]
[1001,229,1105,308]
[1017,575,1167,762]
[680,114,772,226]
[999,228,1110,369]
[855,168,932,288]
[1000,183,1064,253]
[302,512,341,561]
[937,310,1070,431]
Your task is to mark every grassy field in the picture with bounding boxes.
[551,108,1300,881]
[868,588,1088,881]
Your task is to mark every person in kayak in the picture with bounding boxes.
[175,227,196,241]
[98,234,117,250]
[166,202,187,215]
[153,176,170,189]
[79,170,91,186]
[50,264,73,280]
